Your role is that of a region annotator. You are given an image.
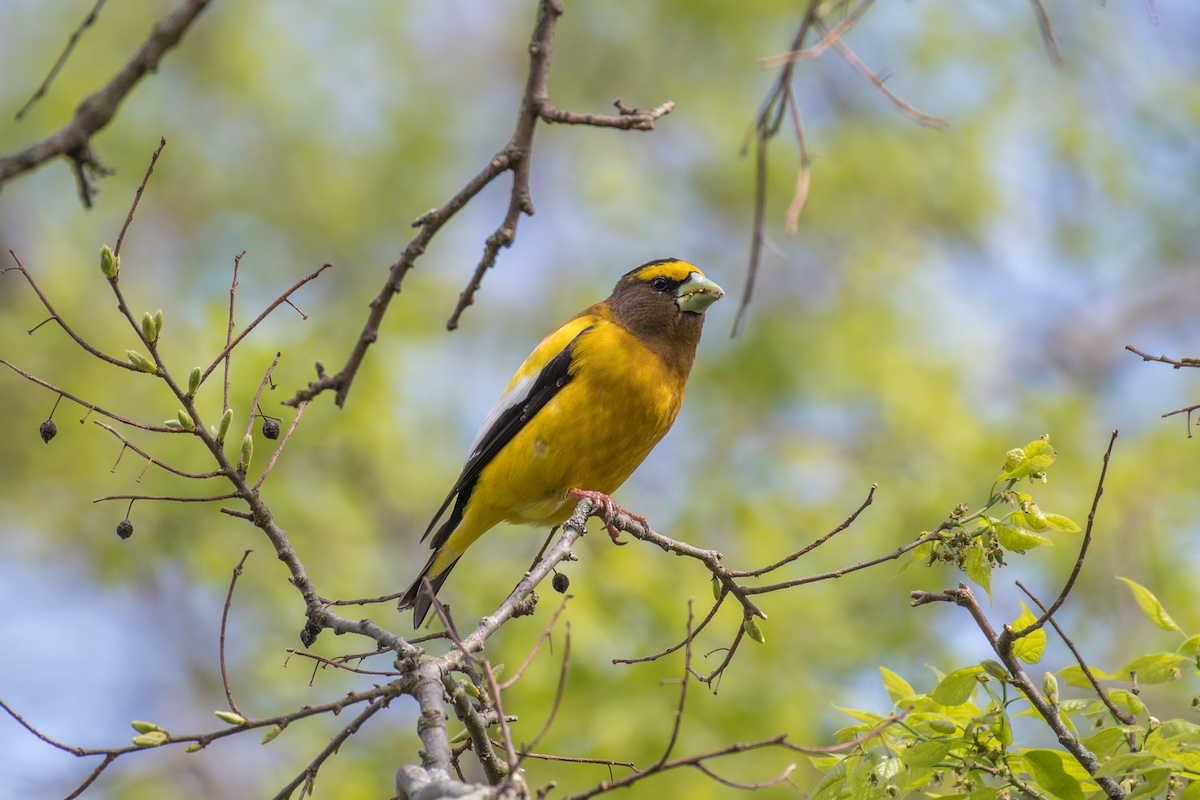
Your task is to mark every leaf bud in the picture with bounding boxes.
[711,574,721,602]
[177,410,195,431]
[131,720,163,733]
[261,725,284,744]
[552,572,569,593]
[1042,672,1059,705]
[187,367,201,397]
[218,409,233,442]
[262,418,280,440]
[185,743,203,753]
[214,710,246,726]
[39,420,57,443]
[131,731,167,748]
[125,349,158,374]
[490,663,505,681]
[449,727,471,744]
[154,309,163,337]
[117,519,133,539]
[1004,448,1025,471]
[165,420,183,429]
[239,433,254,470]
[461,679,480,698]
[141,312,157,344]
[981,659,1008,681]
[100,244,119,279]
[744,617,766,644]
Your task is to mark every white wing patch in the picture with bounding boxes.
[465,372,537,465]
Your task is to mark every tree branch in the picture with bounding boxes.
[0,0,215,206]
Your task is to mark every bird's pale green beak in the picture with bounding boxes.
[676,272,724,313]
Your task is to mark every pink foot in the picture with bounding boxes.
[567,488,647,545]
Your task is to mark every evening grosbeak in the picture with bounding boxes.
[399,259,723,626]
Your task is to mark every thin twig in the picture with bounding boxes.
[0,357,176,432]
[93,492,239,504]
[1008,430,1117,641]
[220,550,253,716]
[501,594,571,690]
[653,602,694,769]
[94,422,224,479]
[521,621,571,759]
[269,696,392,800]
[1125,345,1200,369]
[254,400,308,490]
[6,251,139,372]
[201,264,330,386]
[731,483,876,578]
[0,0,215,206]
[113,137,166,257]
[1016,581,1134,726]
[223,251,245,414]
[1027,0,1063,66]
[816,20,950,131]
[14,0,108,120]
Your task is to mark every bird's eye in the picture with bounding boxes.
[651,277,669,292]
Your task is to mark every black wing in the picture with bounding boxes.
[421,326,593,550]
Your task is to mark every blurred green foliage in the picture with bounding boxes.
[1,0,1199,799]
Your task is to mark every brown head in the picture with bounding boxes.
[605,258,723,375]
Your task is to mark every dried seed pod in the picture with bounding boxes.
[552,572,569,593]
[39,420,57,443]
[262,419,280,440]
[117,519,134,539]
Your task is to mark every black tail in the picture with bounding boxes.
[398,554,461,628]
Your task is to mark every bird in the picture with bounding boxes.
[399,258,723,627]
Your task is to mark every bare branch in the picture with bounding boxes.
[6,251,140,372]
[220,550,253,717]
[14,0,108,120]
[0,357,177,432]
[1006,431,1116,641]
[0,0,215,206]
[93,422,224,479]
[114,137,166,257]
[1125,344,1200,369]
[200,263,331,387]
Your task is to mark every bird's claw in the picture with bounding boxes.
[567,488,645,546]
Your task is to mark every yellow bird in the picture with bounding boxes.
[399,259,723,626]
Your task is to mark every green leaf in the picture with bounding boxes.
[899,740,954,768]
[1116,576,1183,633]
[1153,720,1200,740]
[1094,752,1161,778]
[1043,514,1081,532]
[999,438,1058,481]
[1111,653,1188,685]
[1127,768,1172,800]
[1107,689,1147,718]
[1023,749,1085,800]
[1177,635,1200,656]
[1079,727,1129,759]
[1181,777,1200,800]
[1010,510,1050,532]
[1011,600,1046,664]
[897,540,933,576]
[833,704,883,725]
[811,758,849,800]
[995,523,1054,552]
[1057,664,1105,688]
[929,667,983,707]
[963,545,992,602]
[881,667,915,704]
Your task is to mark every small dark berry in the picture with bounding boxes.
[300,620,322,648]
[116,519,134,540]
[552,572,569,593]
[262,419,280,440]
[39,420,57,443]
